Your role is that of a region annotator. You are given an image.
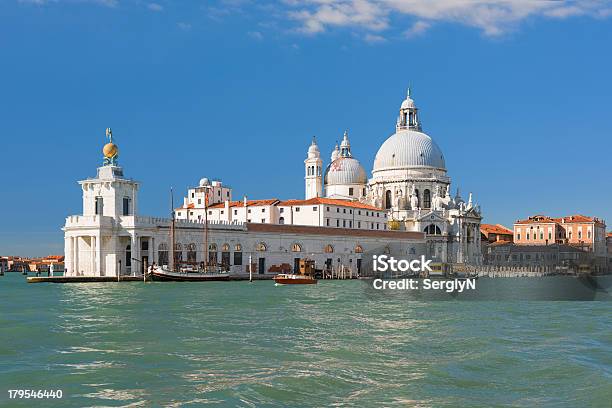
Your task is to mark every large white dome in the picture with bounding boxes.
[373,129,446,172]
[324,157,367,186]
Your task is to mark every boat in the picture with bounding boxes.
[274,273,317,285]
[146,187,231,282]
[148,265,229,282]
[274,258,318,285]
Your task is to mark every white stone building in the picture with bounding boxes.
[63,88,482,276]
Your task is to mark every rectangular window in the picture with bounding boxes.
[234,251,242,265]
[198,199,201,205]
[295,207,300,212]
[280,208,284,213]
[336,220,339,227]
[327,207,330,211]
[358,221,361,228]
[208,211,212,215]
[349,221,352,228]
[326,219,330,226]
[358,210,361,215]
[95,196,103,215]
[348,187,354,196]
[234,210,238,215]
[336,208,339,213]
[262,208,265,212]
[122,197,131,216]
[220,210,224,214]
[343,209,346,214]
[248,209,251,213]
[313,206,318,211]
[261,219,265,223]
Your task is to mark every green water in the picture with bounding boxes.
[1,274,611,407]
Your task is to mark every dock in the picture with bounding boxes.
[27,274,274,283]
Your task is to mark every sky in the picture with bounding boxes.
[1,0,611,256]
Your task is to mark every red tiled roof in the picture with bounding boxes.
[208,199,281,209]
[480,223,513,235]
[247,223,422,239]
[556,214,604,224]
[278,197,384,211]
[515,215,558,225]
[194,197,384,212]
[515,214,605,226]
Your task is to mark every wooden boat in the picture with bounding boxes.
[274,273,317,285]
[148,265,229,282]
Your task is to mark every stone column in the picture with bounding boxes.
[74,236,79,276]
[95,234,101,276]
[148,237,154,269]
[131,234,139,276]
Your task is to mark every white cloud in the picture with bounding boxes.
[147,2,163,12]
[403,20,430,38]
[364,33,385,43]
[177,22,191,30]
[248,30,264,40]
[283,0,612,38]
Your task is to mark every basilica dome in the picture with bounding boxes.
[324,157,367,186]
[373,129,445,172]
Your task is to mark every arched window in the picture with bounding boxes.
[355,245,363,253]
[291,243,302,252]
[158,242,168,266]
[324,244,334,253]
[383,246,391,254]
[187,243,197,263]
[423,189,431,209]
[209,243,217,251]
[424,224,442,235]
[385,190,392,209]
[415,189,420,207]
[234,243,242,251]
[221,244,230,269]
[279,217,285,224]
[256,242,267,251]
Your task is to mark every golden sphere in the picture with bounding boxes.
[103,143,118,158]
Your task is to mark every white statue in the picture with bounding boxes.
[409,184,419,210]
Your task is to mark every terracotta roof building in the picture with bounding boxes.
[513,214,607,261]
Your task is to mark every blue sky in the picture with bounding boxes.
[1,0,611,256]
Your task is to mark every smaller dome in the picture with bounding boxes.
[324,157,367,186]
[307,139,320,158]
[401,97,415,110]
[103,143,118,158]
[199,178,210,187]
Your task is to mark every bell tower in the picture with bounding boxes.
[304,137,323,199]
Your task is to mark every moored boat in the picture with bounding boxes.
[274,273,317,285]
[148,265,229,282]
